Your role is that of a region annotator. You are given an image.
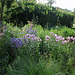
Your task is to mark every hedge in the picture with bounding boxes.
[4,1,74,28]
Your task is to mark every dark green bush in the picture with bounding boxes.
[4,1,74,28]
[0,35,11,74]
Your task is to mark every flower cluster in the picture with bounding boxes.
[67,36,75,43]
[23,34,42,42]
[26,26,37,35]
[50,32,75,44]
[45,35,52,41]
[11,37,23,48]
[20,26,37,35]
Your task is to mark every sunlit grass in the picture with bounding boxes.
[73,24,75,28]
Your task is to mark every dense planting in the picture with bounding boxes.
[0,1,75,75]
[0,22,75,75]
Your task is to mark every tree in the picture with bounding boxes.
[0,0,15,26]
[74,8,75,12]
[47,0,55,7]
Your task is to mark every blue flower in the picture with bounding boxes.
[10,37,23,48]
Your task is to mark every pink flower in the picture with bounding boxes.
[38,39,42,42]
[55,36,60,40]
[53,34,58,37]
[37,37,40,39]
[72,41,75,43]
[55,36,64,41]
[31,38,36,41]
[50,32,53,35]
[68,45,70,47]
[71,36,74,40]
[56,40,59,42]
[73,38,75,41]
[62,37,65,40]
[30,34,36,38]
[67,37,70,40]
[62,41,65,44]
[46,35,50,39]
[37,37,42,42]
[24,34,30,38]
[39,39,42,42]
[67,40,70,42]
[62,40,67,44]
[59,36,62,38]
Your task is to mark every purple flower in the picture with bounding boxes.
[26,27,37,35]
[23,34,42,44]
[31,38,37,41]
[1,20,3,23]
[2,71,5,74]
[11,37,23,48]
[25,39,28,42]
[30,26,33,30]
[5,25,7,28]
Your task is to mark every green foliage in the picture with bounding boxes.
[73,19,75,24]
[34,25,75,74]
[6,56,63,75]
[0,34,11,74]
[0,23,20,74]
[0,0,15,22]
[4,1,74,28]
[0,23,75,75]
[50,26,75,37]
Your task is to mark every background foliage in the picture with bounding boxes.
[4,1,74,28]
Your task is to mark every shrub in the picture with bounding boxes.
[4,1,74,28]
